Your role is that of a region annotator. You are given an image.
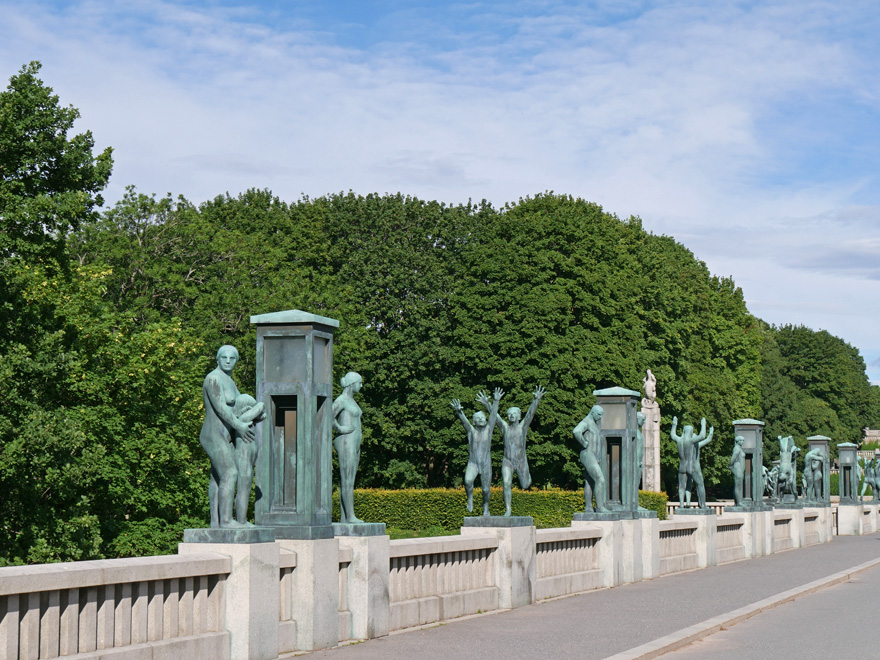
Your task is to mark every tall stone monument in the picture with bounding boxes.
[640,369,661,491]
[838,442,860,504]
[726,418,771,512]
[574,386,655,520]
[251,309,339,539]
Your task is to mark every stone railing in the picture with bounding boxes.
[534,527,603,600]
[278,547,298,655]
[388,534,499,631]
[716,517,745,564]
[861,506,876,534]
[659,520,698,574]
[337,545,353,643]
[773,512,794,552]
[804,511,820,546]
[0,553,230,660]
[3,504,852,659]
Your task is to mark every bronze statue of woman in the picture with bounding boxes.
[333,371,364,524]
[200,345,255,528]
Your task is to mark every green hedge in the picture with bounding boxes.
[830,473,872,497]
[332,488,668,530]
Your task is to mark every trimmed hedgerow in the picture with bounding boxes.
[331,488,667,530]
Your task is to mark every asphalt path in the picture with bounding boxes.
[665,559,880,659]
[301,532,880,660]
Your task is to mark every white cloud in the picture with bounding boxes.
[1,0,879,378]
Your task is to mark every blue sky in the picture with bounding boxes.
[3,0,880,385]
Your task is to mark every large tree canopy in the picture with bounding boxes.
[760,324,878,460]
[78,190,764,496]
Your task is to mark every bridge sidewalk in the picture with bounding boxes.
[302,532,880,660]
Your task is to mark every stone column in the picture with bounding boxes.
[640,398,661,492]
[277,538,340,651]
[691,514,717,568]
[178,541,280,660]
[837,503,863,535]
[639,516,660,579]
[337,535,390,641]
[737,510,773,558]
[462,525,536,609]
[866,502,879,533]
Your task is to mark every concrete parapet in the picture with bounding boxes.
[179,541,279,660]
[639,517,660,579]
[719,510,770,558]
[0,553,230,596]
[534,526,604,599]
[389,532,498,631]
[573,520,619,587]
[462,525,536,609]
[715,515,746,564]
[691,513,717,568]
[837,503,864,535]
[276,537,339,651]
[338,534,390,641]
[863,502,878,533]
[658,520,698,575]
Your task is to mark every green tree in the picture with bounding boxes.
[0,261,207,564]
[760,324,876,460]
[0,61,112,270]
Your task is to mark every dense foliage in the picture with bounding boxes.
[1,64,876,563]
[760,324,879,460]
[77,190,764,498]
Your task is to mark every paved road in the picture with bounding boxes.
[666,560,880,659]
[304,533,880,660]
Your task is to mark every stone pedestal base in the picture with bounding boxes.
[570,517,659,587]
[463,515,533,527]
[337,534,390,641]
[572,511,627,521]
[674,507,714,516]
[178,541,279,660]
[270,525,334,540]
[183,527,275,543]
[333,522,386,537]
[863,502,879,533]
[838,503,864,535]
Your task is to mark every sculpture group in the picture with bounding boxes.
[195,336,841,531]
[452,386,545,517]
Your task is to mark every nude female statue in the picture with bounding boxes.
[730,435,746,506]
[200,345,256,529]
[333,371,364,524]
